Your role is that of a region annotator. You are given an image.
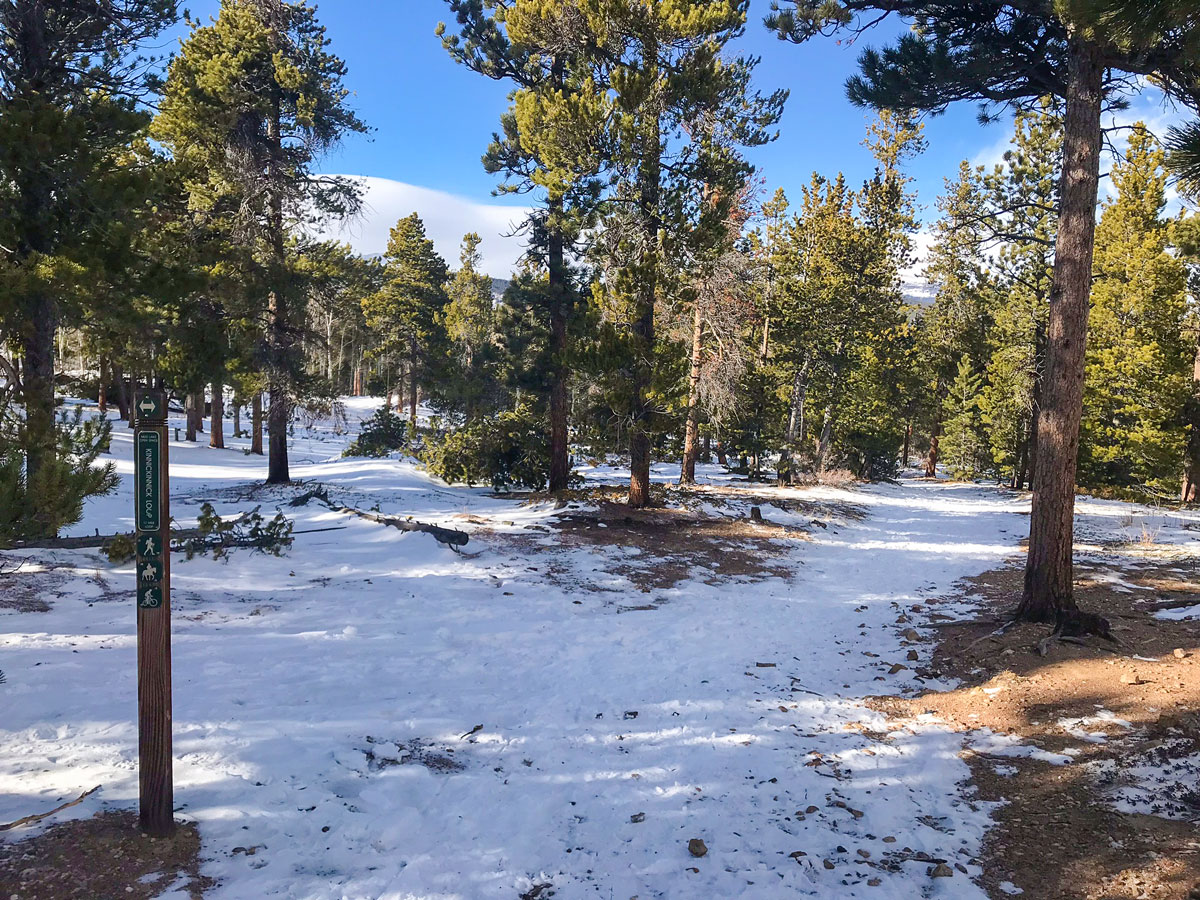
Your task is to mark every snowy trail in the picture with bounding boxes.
[0,408,1033,899]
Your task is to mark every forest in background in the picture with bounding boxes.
[3,0,1200,635]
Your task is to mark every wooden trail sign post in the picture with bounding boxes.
[134,389,174,837]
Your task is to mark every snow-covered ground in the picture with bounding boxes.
[1,401,1061,898]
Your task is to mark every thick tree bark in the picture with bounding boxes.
[209,382,224,449]
[408,343,418,428]
[113,364,130,422]
[1018,36,1104,626]
[21,291,56,519]
[1012,436,1029,490]
[782,354,811,483]
[901,422,911,470]
[251,393,264,455]
[680,301,704,485]
[1182,339,1200,502]
[185,393,198,442]
[628,93,660,509]
[97,355,108,414]
[265,72,290,485]
[232,395,242,439]
[548,185,571,494]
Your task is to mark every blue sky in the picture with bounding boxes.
[165,1,1185,277]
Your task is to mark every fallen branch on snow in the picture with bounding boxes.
[290,486,469,549]
[0,785,101,832]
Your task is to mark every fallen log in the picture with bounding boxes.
[330,504,469,548]
[289,486,469,548]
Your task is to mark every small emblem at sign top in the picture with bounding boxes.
[135,390,166,422]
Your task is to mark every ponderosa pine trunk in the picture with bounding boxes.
[901,423,911,470]
[251,393,264,455]
[628,68,661,510]
[97,355,108,414]
[113,364,129,422]
[408,343,418,428]
[210,381,224,449]
[233,395,242,439]
[782,354,811,483]
[1017,35,1104,626]
[185,393,198,442]
[680,300,704,486]
[264,62,290,485]
[815,348,846,475]
[11,7,57,537]
[1182,339,1200,502]
[548,184,571,493]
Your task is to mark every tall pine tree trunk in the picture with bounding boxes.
[233,395,242,438]
[265,74,290,484]
[12,9,58,537]
[251,393,264,455]
[113,363,129,422]
[97,355,108,414]
[548,185,571,493]
[815,352,846,475]
[680,300,704,485]
[783,354,811,483]
[1018,35,1104,626]
[210,381,224,449]
[21,290,56,530]
[901,422,911,470]
[409,342,418,428]
[1182,339,1200,502]
[185,393,198,442]
[628,87,660,509]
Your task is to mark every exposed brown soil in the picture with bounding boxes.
[0,562,60,613]
[872,557,1200,900]
[489,484,863,592]
[0,810,213,899]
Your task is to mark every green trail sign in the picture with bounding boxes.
[133,388,174,838]
[136,432,162,532]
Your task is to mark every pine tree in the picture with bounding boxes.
[0,0,177,537]
[940,356,988,480]
[441,0,603,492]
[1081,125,1191,492]
[361,214,450,427]
[513,0,785,507]
[978,104,1061,488]
[154,0,367,484]
[917,161,996,478]
[769,0,1200,627]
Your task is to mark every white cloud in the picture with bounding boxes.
[314,176,533,279]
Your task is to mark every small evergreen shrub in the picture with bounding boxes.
[344,407,411,458]
[423,405,550,490]
[0,407,119,544]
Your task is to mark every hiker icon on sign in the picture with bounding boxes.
[140,535,162,558]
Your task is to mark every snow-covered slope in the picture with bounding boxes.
[1,402,1032,899]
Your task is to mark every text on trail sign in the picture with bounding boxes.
[136,431,162,532]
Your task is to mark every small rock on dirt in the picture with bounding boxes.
[688,838,707,858]
[1175,648,1189,659]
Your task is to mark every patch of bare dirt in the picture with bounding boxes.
[490,484,863,593]
[0,562,62,613]
[872,559,1200,900]
[0,810,212,899]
